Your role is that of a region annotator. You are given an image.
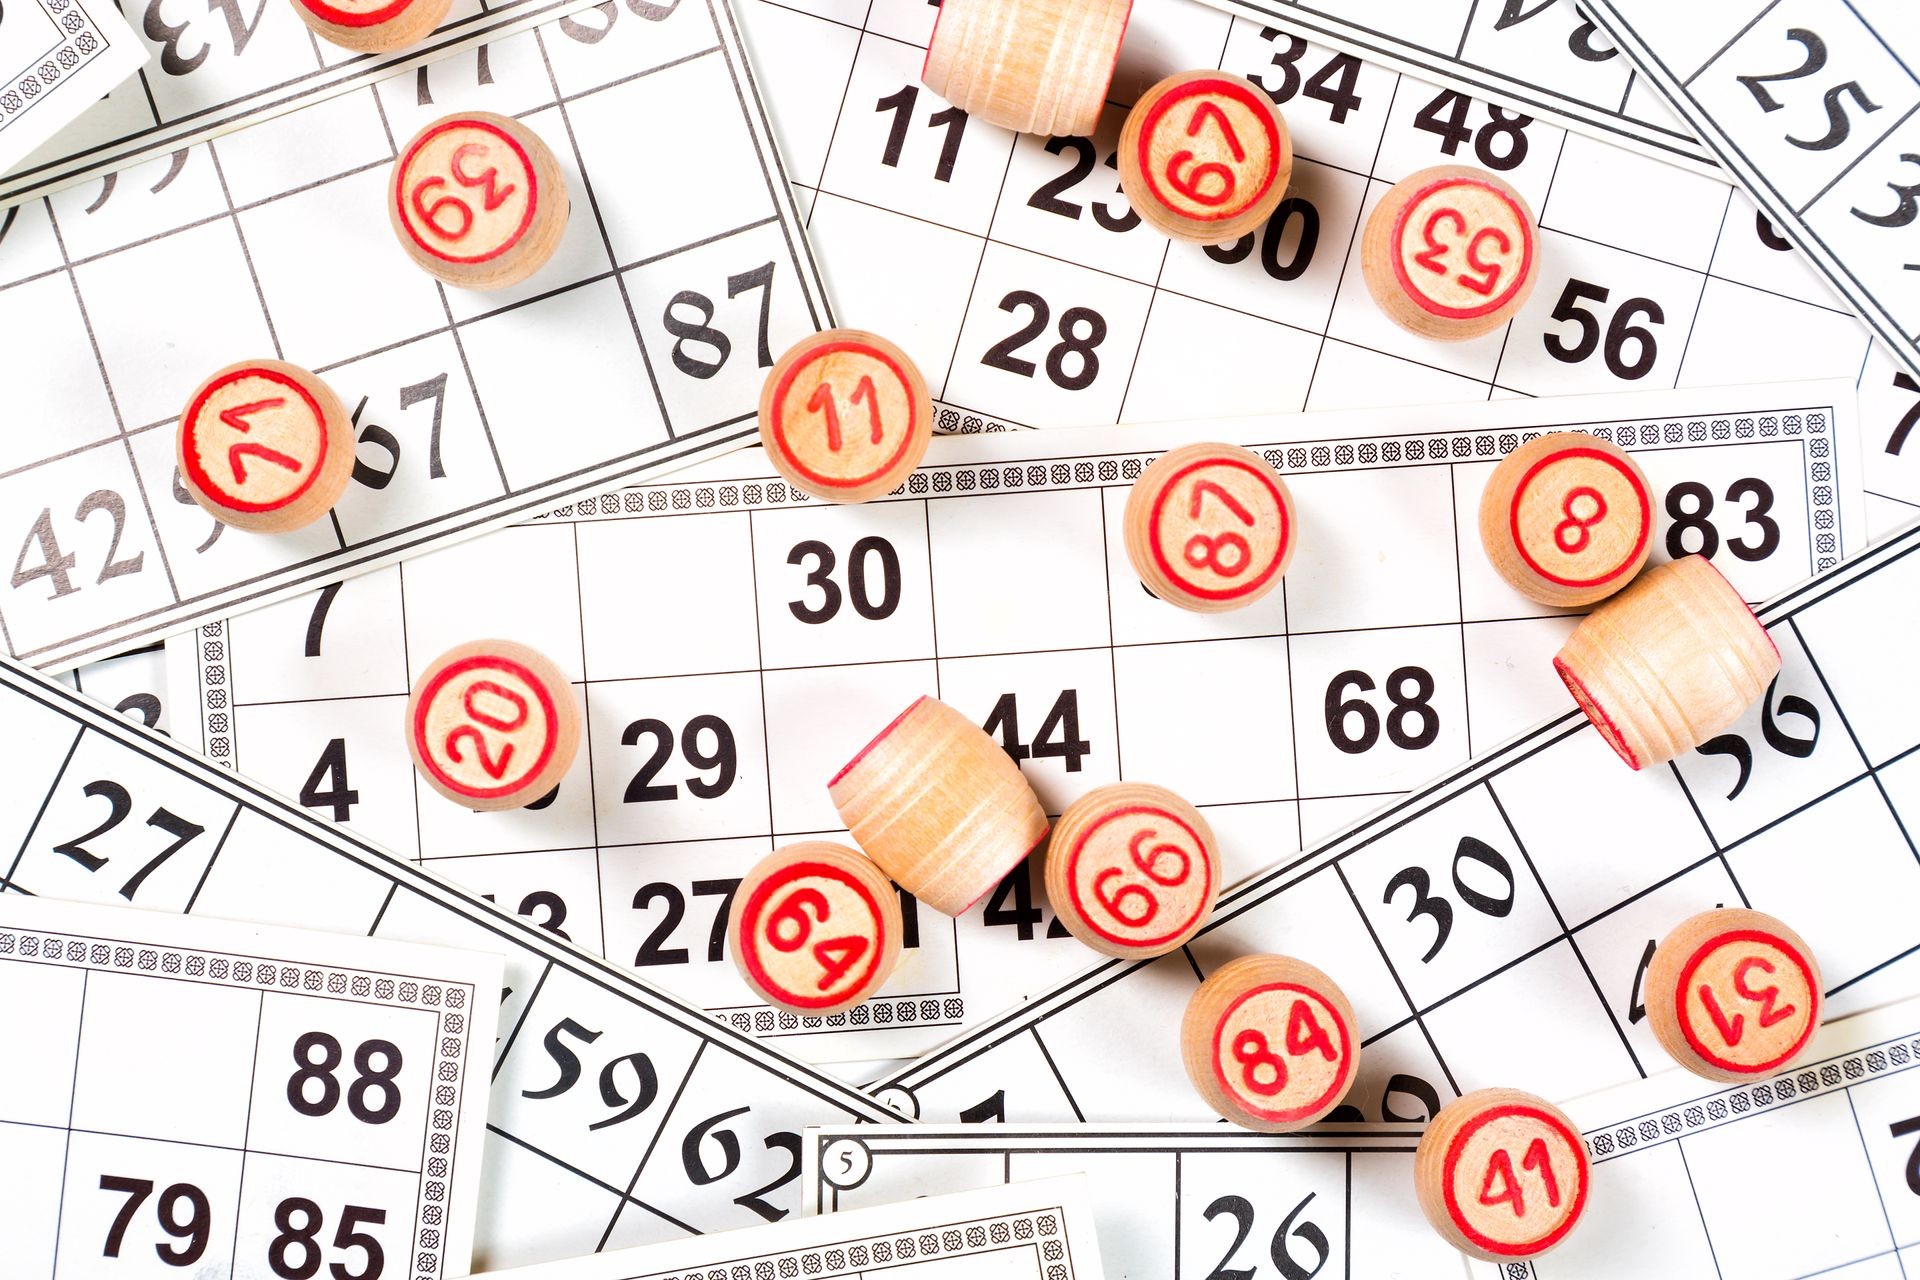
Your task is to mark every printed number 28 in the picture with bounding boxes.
[981,291,1107,391]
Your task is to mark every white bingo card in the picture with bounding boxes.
[1860,338,1920,534]
[476,1177,1106,1280]
[1472,994,1920,1279]
[0,894,501,1280]
[0,0,616,206]
[0,0,825,673]
[872,517,1920,1125]
[736,0,1876,435]
[1580,1,1920,384]
[0,653,904,1271]
[1176,0,1716,175]
[803,1125,1456,1279]
[61,641,171,738]
[166,380,1864,1064]
[0,0,144,177]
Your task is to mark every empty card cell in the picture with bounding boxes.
[887,1025,1080,1122]
[187,805,395,936]
[1154,158,1368,337]
[1180,1149,1346,1280]
[752,500,936,670]
[1423,938,1637,1098]
[0,689,80,871]
[1525,1139,1718,1280]
[1189,865,1412,1041]
[0,201,66,290]
[1674,626,1864,847]
[1678,276,1873,395]
[398,523,585,686]
[1287,625,1469,801]
[761,659,937,835]
[1489,726,1712,927]
[423,847,605,960]
[567,50,772,266]
[71,970,260,1147]
[1341,784,1562,1010]
[1110,637,1296,813]
[0,959,85,1125]
[576,511,761,680]
[10,729,235,910]
[232,695,421,861]
[588,672,769,844]
[230,1152,420,1280]
[1727,778,1920,992]
[1216,23,1398,176]
[825,1147,1004,1211]
[239,167,447,373]
[1682,1089,1892,1278]
[1459,619,1582,747]
[369,888,539,1063]
[73,219,274,433]
[1707,188,1847,305]
[126,419,343,608]
[1283,464,1461,633]
[1495,230,1702,396]
[490,963,705,1187]
[1119,292,1323,424]
[374,38,558,143]
[817,34,1011,237]
[1688,5,1920,210]
[1102,480,1291,647]
[1301,337,1492,413]
[1792,549,1920,765]
[0,1122,63,1278]
[458,279,671,490]
[940,242,1154,428]
[213,92,392,209]
[729,2,851,187]
[328,340,513,545]
[626,1040,855,1230]
[469,1127,628,1271]
[1567,857,1744,1075]
[56,1131,244,1279]
[596,835,771,1004]
[0,440,178,662]
[801,192,981,401]
[246,991,441,1170]
[991,105,1167,288]
[936,650,1120,812]
[1016,1150,1175,1269]
[226,569,407,704]
[0,272,117,474]
[1537,133,1727,272]
[625,220,816,435]
[1349,1146,1462,1278]
[927,487,1110,656]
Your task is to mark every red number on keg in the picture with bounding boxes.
[1477,1137,1560,1217]
[217,397,301,483]
[805,375,882,452]
[440,680,531,780]
[1184,531,1251,576]
[1699,955,1795,1046]
[1284,997,1336,1061]
[409,177,474,241]
[810,934,869,990]
[450,142,515,211]
[1128,828,1190,886]
[1413,209,1507,294]
[1552,485,1607,552]
[1188,478,1254,525]
[767,887,830,951]
[1164,102,1245,207]
[1230,1027,1287,1095]
[1092,867,1158,926]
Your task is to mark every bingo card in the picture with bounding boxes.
[0,894,500,1280]
[167,380,1864,1063]
[1177,0,1718,175]
[1580,1,1920,383]
[873,518,1920,1125]
[1477,993,1920,1278]
[0,0,144,177]
[0,647,903,1270]
[476,1177,1105,1280]
[61,641,171,738]
[804,1125,1455,1279]
[737,0,1875,434]
[1860,339,1920,534]
[0,0,620,206]
[0,0,826,673]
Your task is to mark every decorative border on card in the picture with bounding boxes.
[0,925,478,1280]
[1,0,114,129]
[636,1206,1069,1280]
[712,994,965,1038]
